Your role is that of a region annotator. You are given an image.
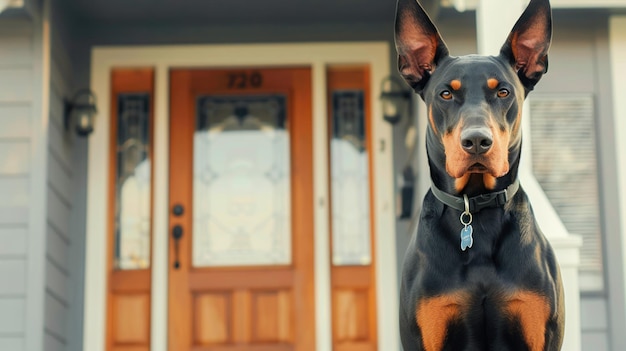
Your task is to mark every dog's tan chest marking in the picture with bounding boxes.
[416,292,468,351]
[416,289,551,351]
[505,291,551,351]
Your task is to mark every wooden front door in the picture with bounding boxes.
[168,68,315,351]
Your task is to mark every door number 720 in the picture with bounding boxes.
[228,72,263,89]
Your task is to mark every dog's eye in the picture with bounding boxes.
[497,88,510,98]
[440,90,453,100]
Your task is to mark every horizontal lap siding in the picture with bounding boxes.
[0,141,30,174]
[0,298,26,334]
[581,297,609,351]
[0,105,31,139]
[0,30,33,67]
[44,7,75,350]
[44,333,65,351]
[0,227,27,257]
[0,337,24,350]
[0,178,29,224]
[0,69,33,102]
[0,259,27,295]
[45,292,67,342]
[0,21,33,351]
[46,225,69,273]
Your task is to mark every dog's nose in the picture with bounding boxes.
[461,127,493,155]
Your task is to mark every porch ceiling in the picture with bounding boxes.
[58,0,407,26]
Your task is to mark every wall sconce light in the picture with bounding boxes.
[379,76,412,125]
[65,89,98,137]
[398,164,416,219]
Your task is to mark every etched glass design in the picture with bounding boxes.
[193,95,291,267]
[330,91,371,266]
[114,93,151,270]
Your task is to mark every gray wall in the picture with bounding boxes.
[0,18,37,351]
[45,3,86,351]
[43,3,75,351]
[0,4,82,351]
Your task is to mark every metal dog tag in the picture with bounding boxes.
[460,194,474,251]
[460,225,474,251]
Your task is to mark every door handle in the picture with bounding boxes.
[172,224,183,269]
[172,203,184,217]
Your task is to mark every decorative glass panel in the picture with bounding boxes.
[193,95,291,267]
[530,94,604,291]
[330,91,371,266]
[114,93,152,270]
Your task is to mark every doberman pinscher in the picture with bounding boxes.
[395,0,564,350]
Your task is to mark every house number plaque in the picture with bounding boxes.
[228,71,263,89]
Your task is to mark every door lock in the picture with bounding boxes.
[172,224,183,269]
[172,204,184,217]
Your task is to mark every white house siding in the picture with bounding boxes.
[0,19,34,351]
[1,4,81,351]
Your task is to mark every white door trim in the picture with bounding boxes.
[85,42,397,351]
[610,15,626,350]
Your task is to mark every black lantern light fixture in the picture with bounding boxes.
[380,76,416,220]
[65,89,98,137]
[379,76,412,125]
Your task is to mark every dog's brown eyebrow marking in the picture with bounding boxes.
[487,78,499,89]
[450,79,462,90]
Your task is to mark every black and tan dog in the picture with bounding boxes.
[396,0,564,350]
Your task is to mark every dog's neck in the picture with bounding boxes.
[430,176,520,213]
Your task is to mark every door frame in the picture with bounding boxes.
[84,42,397,351]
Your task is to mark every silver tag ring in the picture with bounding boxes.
[460,211,473,226]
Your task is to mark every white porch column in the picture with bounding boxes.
[476,0,523,55]
[609,15,626,351]
[476,1,582,350]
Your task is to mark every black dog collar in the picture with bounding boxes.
[430,179,520,213]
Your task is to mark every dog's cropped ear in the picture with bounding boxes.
[500,0,552,93]
[395,0,449,95]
